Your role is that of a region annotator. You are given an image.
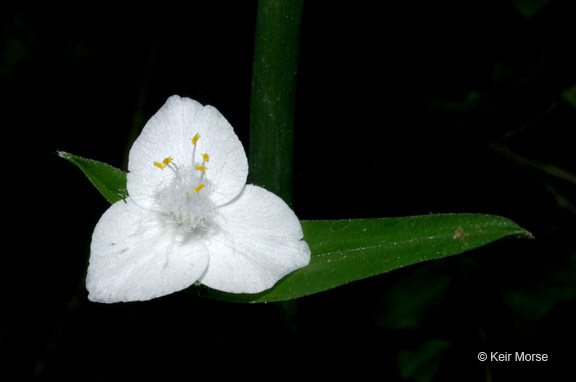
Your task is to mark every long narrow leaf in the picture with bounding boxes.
[197,214,532,302]
[60,153,532,303]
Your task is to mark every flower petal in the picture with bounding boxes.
[199,185,311,294]
[127,95,248,207]
[87,198,209,303]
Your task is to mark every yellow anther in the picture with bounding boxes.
[196,165,207,172]
[185,191,191,198]
[153,156,173,170]
[191,133,201,145]
[193,183,205,193]
[201,153,209,162]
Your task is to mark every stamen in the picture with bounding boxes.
[197,152,208,184]
[153,156,173,170]
[190,133,201,167]
[151,138,214,233]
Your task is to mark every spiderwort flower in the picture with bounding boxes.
[87,95,311,303]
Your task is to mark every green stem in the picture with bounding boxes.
[248,0,304,206]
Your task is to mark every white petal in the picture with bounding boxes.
[87,198,209,303]
[199,185,311,294]
[127,95,248,207]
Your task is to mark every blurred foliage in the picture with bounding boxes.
[397,339,453,382]
[562,85,576,109]
[511,0,551,18]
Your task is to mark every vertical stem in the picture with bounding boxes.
[248,0,304,206]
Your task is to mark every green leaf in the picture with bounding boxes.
[58,151,127,204]
[196,214,532,303]
[59,153,532,303]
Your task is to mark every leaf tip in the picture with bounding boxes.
[506,226,534,240]
[57,150,70,159]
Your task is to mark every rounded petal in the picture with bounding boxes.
[199,185,311,294]
[87,198,209,303]
[127,95,248,207]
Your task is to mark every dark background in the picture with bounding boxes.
[3,1,575,380]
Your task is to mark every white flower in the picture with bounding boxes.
[87,95,310,303]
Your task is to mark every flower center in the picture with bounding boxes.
[152,134,215,233]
